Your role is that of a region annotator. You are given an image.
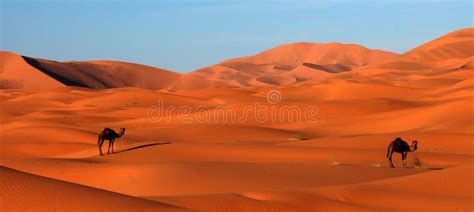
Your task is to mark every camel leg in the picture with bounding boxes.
[388,151,395,168]
[111,139,115,153]
[98,140,104,156]
[98,136,105,156]
[402,152,407,167]
[107,139,112,154]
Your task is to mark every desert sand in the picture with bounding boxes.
[0,52,180,90]
[168,42,399,90]
[0,28,473,211]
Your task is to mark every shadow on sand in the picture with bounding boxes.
[114,142,172,154]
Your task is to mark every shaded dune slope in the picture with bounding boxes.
[0,51,181,90]
[0,28,473,211]
[0,52,64,89]
[0,166,184,211]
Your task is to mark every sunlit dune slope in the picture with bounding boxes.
[0,51,181,90]
[0,166,184,211]
[0,52,64,89]
[0,28,473,212]
[169,42,399,90]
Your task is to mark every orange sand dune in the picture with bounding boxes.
[1,28,473,211]
[342,28,474,83]
[0,166,184,211]
[0,51,181,90]
[403,28,474,62]
[149,164,473,211]
[1,82,472,210]
[241,162,474,211]
[169,42,399,90]
[0,52,64,89]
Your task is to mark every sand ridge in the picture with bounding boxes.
[0,27,473,211]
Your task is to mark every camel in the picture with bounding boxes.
[97,128,125,156]
[386,137,418,168]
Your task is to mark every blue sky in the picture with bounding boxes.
[1,0,472,73]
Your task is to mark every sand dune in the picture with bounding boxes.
[228,42,399,66]
[226,162,474,211]
[0,52,64,89]
[148,163,473,211]
[0,51,181,90]
[0,166,184,211]
[169,42,399,90]
[1,28,473,211]
[403,28,474,62]
[343,28,474,85]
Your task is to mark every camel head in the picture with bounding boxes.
[410,140,418,151]
[118,128,126,137]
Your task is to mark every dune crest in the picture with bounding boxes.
[0,52,64,89]
[403,28,474,61]
[1,28,473,211]
[169,42,399,90]
[0,166,184,211]
[0,51,181,90]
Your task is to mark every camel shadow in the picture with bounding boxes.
[114,142,171,154]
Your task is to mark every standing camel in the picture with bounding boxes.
[97,128,125,156]
[386,137,418,168]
